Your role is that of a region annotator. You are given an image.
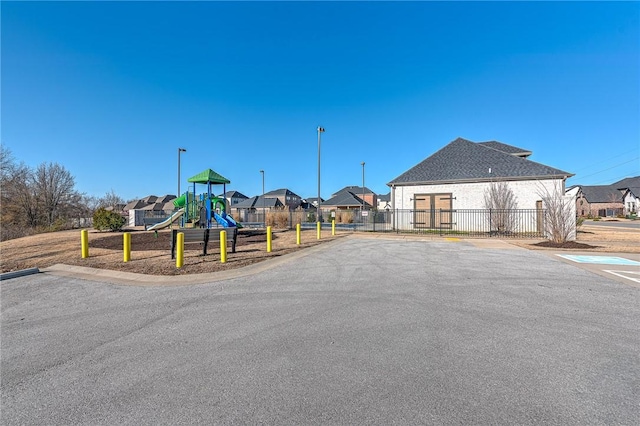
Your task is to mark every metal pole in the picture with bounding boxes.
[178,148,186,197]
[361,161,365,211]
[317,126,325,224]
[260,170,265,228]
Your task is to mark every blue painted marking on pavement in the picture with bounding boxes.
[557,255,640,266]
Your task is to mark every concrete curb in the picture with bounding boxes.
[0,268,40,281]
[42,237,347,287]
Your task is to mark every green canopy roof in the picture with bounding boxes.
[187,169,231,184]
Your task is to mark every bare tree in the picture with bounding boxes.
[483,181,518,234]
[33,162,78,227]
[537,181,576,243]
[98,189,125,211]
[0,148,38,239]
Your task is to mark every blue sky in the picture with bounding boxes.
[2,1,638,202]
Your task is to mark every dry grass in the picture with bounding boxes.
[509,223,640,253]
[0,227,345,276]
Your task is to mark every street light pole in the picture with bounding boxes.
[178,148,187,197]
[317,126,325,224]
[361,161,365,211]
[260,170,265,228]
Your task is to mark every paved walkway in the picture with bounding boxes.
[2,236,639,424]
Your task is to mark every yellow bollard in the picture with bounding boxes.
[332,219,336,236]
[176,232,184,268]
[317,221,321,240]
[220,230,227,263]
[296,223,301,245]
[81,229,89,259]
[123,232,131,262]
[267,226,272,253]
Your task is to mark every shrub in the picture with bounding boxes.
[93,208,125,231]
[266,210,290,229]
[335,210,354,224]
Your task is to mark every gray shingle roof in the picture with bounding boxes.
[387,137,572,186]
[222,190,248,199]
[613,176,640,192]
[264,188,301,199]
[378,192,391,202]
[579,185,623,203]
[233,196,283,209]
[478,141,532,157]
[323,191,371,208]
[331,186,375,197]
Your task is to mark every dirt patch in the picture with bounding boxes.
[0,227,345,276]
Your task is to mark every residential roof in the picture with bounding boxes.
[613,176,640,193]
[264,188,301,198]
[323,191,371,208]
[332,186,375,197]
[478,141,532,157]
[233,196,284,209]
[378,192,391,202]
[187,169,230,184]
[222,190,249,199]
[387,137,573,186]
[124,200,148,210]
[578,185,623,203]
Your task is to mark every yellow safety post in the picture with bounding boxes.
[81,229,89,258]
[176,232,184,268]
[332,219,336,236]
[296,223,301,245]
[317,221,321,240]
[220,230,227,263]
[267,226,272,253]
[123,232,131,262]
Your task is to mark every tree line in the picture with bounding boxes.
[0,146,126,241]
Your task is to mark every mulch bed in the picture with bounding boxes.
[531,241,600,249]
[90,229,270,251]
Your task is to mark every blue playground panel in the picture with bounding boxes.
[557,255,640,266]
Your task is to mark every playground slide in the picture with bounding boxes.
[213,212,232,228]
[221,212,243,228]
[146,208,185,231]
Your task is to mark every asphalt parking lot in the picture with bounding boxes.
[2,237,639,425]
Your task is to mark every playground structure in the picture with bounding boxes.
[147,168,242,231]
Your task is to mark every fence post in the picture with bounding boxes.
[488,208,492,237]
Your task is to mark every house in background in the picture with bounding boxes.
[232,195,284,222]
[125,194,177,226]
[264,188,302,210]
[329,186,377,209]
[377,192,391,210]
[618,177,640,216]
[221,190,249,208]
[302,197,324,209]
[322,188,373,211]
[387,137,574,231]
[570,176,639,217]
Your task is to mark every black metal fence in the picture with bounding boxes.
[345,209,546,238]
[133,208,547,238]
